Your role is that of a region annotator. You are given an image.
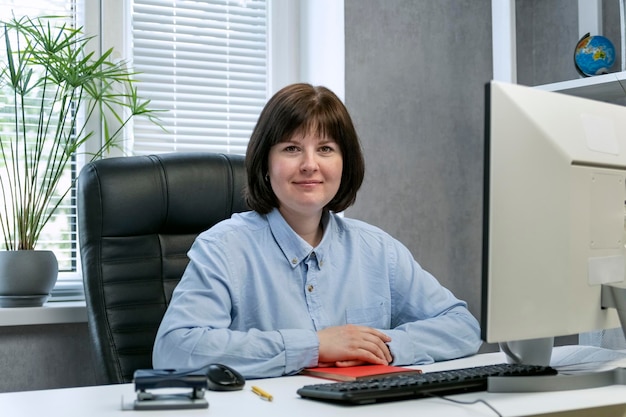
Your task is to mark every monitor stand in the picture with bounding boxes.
[489,367,626,393]
[499,337,554,366]
[490,283,626,393]
[601,283,626,340]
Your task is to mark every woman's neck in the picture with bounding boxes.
[278,208,324,247]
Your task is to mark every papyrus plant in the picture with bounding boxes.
[0,15,159,250]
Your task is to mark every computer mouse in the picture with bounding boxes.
[205,363,246,391]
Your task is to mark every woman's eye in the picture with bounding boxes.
[320,145,335,153]
[284,145,299,152]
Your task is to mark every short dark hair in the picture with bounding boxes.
[245,83,365,214]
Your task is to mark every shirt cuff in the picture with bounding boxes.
[278,328,319,374]
[386,330,434,366]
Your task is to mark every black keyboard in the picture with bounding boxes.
[297,363,557,405]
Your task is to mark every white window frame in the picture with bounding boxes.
[49,0,101,299]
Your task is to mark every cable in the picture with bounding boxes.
[426,393,503,417]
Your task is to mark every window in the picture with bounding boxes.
[131,0,268,156]
[0,0,270,301]
[0,0,83,299]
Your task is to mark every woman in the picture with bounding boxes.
[152,83,481,378]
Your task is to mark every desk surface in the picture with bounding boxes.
[4,348,626,417]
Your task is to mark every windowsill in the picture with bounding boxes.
[0,301,87,327]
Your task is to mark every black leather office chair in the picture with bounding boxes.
[77,152,247,384]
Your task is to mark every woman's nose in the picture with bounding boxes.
[301,150,319,171]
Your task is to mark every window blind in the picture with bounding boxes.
[131,0,268,156]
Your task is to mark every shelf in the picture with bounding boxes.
[535,71,626,102]
[492,1,626,104]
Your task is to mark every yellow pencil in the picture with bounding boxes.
[251,385,273,401]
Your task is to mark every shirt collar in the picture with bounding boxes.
[266,208,332,269]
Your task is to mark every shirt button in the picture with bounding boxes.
[319,260,324,267]
[291,258,298,264]
[307,285,314,292]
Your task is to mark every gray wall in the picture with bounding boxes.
[515,0,579,86]
[0,324,95,392]
[344,0,491,331]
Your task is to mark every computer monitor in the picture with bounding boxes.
[481,80,626,365]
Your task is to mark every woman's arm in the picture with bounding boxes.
[384,242,482,365]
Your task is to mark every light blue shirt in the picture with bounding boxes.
[153,209,481,379]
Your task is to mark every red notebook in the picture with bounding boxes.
[300,364,422,382]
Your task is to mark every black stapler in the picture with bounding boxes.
[133,368,209,410]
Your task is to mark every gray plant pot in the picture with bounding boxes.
[0,250,58,307]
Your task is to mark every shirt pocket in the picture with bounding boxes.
[345,302,390,328]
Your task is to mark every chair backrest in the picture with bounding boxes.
[77,152,247,384]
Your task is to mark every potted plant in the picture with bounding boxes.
[0,15,159,307]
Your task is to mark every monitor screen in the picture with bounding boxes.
[481,81,626,356]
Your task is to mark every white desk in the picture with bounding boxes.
[4,348,626,417]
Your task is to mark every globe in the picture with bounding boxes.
[574,33,615,77]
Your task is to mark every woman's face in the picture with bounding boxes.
[268,131,343,220]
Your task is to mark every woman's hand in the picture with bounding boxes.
[316,324,392,367]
